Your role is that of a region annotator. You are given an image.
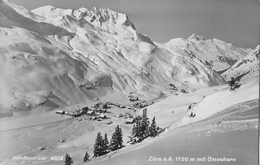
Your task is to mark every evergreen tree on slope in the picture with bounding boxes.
[103,133,109,153]
[93,132,104,157]
[110,125,123,151]
[83,151,90,163]
[64,153,73,165]
[149,116,158,137]
[141,108,150,138]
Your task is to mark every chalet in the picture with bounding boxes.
[90,116,97,120]
[93,102,102,109]
[87,110,95,116]
[99,114,106,119]
[169,83,177,90]
[125,112,133,118]
[68,112,74,116]
[129,96,139,102]
[116,113,123,118]
[181,89,188,93]
[56,110,65,115]
[37,147,46,150]
[73,110,82,117]
[96,109,107,113]
[119,105,126,109]
[125,118,135,124]
[89,107,96,111]
[81,106,89,112]
[58,139,66,143]
[105,121,113,125]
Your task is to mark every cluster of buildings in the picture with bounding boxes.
[55,101,138,123]
[55,105,107,121]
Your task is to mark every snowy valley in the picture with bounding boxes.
[0,0,258,165]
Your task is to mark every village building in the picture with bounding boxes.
[56,110,65,114]
[99,113,106,119]
[58,139,66,143]
[87,110,95,116]
[90,116,97,120]
[125,118,135,124]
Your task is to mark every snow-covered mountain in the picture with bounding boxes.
[31,5,154,45]
[222,45,259,80]
[0,0,254,110]
[160,34,251,72]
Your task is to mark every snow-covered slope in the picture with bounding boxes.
[222,45,259,80]
[0,0,252,110]
[181,75,259,126]
[161,34,251,72]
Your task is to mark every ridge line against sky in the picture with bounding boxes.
[11,0,260,49]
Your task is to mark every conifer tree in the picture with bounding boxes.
[228,77,236,90]
[141,108,150,138]
[149,116,158,137]
[103,133,109,153]
[93,132,104,157]
[132,118,142,139]
[83,151,90,163]
[110,125,123,151]
[64,153,73,165]
[116,126,123,148]
[132,123,137,137]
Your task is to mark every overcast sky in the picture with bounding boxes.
[12,0,259,48]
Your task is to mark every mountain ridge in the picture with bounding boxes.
[222,45,259,80]
[0,0,257,110]
[162,34,252,72]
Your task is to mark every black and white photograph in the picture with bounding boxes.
[0,0,259,164]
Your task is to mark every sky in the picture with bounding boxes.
[12,0,259,48]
